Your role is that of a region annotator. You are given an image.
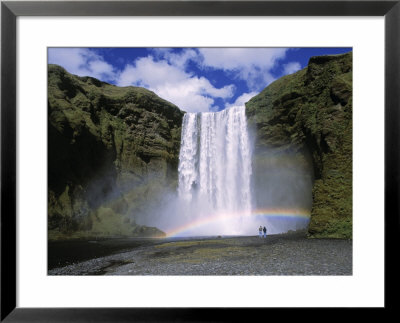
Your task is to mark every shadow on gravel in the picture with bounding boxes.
[48,232,310,271]
[48,238,163,270]
[92,260,135,275]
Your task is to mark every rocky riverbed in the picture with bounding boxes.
[48,232,352,276]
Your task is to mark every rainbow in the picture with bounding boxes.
[164,208,310,237]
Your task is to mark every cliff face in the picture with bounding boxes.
[246,52,352,238]
[48,64,184,239]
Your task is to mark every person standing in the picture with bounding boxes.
[263,226,267,238]
[259,226,263,238]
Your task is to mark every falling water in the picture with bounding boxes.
[177,106,253,235]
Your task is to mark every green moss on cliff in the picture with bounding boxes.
[48,64,183,240]
[246,52,352,239]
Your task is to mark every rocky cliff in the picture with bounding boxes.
[48,64,184,239]
[246,52,352,238]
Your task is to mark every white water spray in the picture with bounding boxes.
[176,106,253,235]
[141,105,312,237]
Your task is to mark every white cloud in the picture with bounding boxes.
[199,48,286,70]
[118,56,188,87]
[198,48,288,90]
[48,48,292,112]
[226,91,258,109]
[156,48,199,69]
[282,62,302,75]
[48,49,234,112]
[48,48,117,81]
[88,60,116,79]
[117,56,235,113]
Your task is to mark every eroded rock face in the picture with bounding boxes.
[48,64,184,239]
[246,52,352,238]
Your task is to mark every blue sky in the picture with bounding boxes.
[48,47,351,112]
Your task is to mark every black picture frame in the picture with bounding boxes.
[1,0,398,321]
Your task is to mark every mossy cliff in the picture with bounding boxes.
[246,52,352,239]
[48,64,184,240]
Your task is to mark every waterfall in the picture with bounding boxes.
[177,106,253,233]
[153,103,311,237]
[138,106,311,237]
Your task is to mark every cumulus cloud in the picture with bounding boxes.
[198,48,288,90]
[199,48,286,70]
[48,48,117,82]
[48,47,295,112]
[282,62,302,75]
[154,48,200,69]
[226,91,258,109]
[117,56,235,113]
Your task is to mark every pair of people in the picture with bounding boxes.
[258,225,267,238]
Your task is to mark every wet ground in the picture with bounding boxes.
[48,237,164,269]
[48,232,352,276]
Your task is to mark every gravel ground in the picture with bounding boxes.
[48,233,352,276]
